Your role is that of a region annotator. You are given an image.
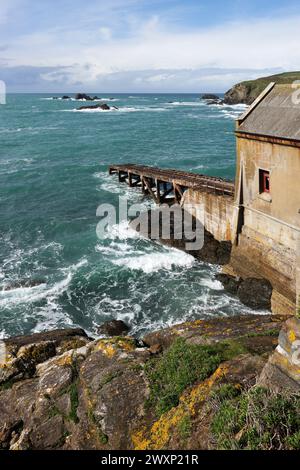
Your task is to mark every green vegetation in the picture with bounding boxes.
[211,386,300,450]
[87,408,108,445]
[241,71,300,96]
[0,378,16,391]
[210,383,241,402]
[48,404,61,419]
[225,71,300,104]
[245,329,279,338]
[69,381,79,424]
[145,338,247,416]
[178,415,192,440]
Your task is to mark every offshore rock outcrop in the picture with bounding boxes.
[77,103,117,111]
[75,93,100,101]
[0,315,287,450]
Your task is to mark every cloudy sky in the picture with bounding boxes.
[1,0,300,92]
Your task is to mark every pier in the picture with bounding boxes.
[108,164,235,204]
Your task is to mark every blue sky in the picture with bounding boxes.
[0,0,300,92]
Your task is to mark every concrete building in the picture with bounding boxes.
[231,82,300,315]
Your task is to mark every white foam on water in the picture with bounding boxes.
[190,164,205,170]
[209,103,249,120]
[0,128,22,134]
[98,97,119,102]
[64,105,168,114]
[201,278,224,290]
[95,242,145,257]
[112,248,195,273]
[167,101,206,107]
[94,295,139,323]
[2,241,63,271]
[104,220,142,241]
[94,172,156,208]
[0,257,87,308]
[32,299,74,333]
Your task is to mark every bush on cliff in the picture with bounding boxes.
[211,386,300,450]
[145,338,246,416]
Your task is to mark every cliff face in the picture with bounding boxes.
[224,71,300,105]
[0,315,293,450]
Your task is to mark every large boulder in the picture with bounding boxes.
[238,278,272,310]
[143,314,284,350]
[216,274,272,310]
[98,320,129,337]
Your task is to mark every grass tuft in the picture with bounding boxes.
[145,338,246,416]
[211,387,300,450]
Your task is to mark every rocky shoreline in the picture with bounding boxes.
[1,313,300,450]
[201,71,300,106]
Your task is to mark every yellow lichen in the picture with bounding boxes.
[93,337,136,357]
[94,341,117,358]
[132,364,228,450]
[54,352,74,367]
[288,330,297,343]
[131,428,151,450]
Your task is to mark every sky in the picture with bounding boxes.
[0,0,300,93]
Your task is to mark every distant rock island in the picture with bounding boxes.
[77,103,118,111]
[201,94,223,105]
[74,93,101,101]
[223,71,300,105]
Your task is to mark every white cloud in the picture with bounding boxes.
[146,73,176,82]
[2,9,300,90]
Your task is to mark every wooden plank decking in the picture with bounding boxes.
[109,164,235,204]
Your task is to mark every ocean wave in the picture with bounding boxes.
[93,172,155,207]
[209,103,248,119]
[94,295,139,323]
[103,220,142,241]
[167,101,206,107]
[112,248,195,273]
[64,106,168,114]
[95,242,145,257]
[0,258,87,308]
[201,278,224,290]
[0,126,60,134]
[0,128,22,134]
[32,300,74,333]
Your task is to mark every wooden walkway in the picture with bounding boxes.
[109,164,235,204]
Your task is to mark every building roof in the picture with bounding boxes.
[237,83,300,141]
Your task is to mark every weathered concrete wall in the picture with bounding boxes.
[230,226,296,315]
[231,135,300,315]
[182,189,234,243]
[235,136,300,242]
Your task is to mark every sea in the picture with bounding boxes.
[0,93,265,339]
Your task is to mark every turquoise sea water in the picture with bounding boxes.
[0,93,260,338]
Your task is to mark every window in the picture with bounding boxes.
[259,169,270,194]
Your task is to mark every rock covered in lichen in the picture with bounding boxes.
[0,315,288,450]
